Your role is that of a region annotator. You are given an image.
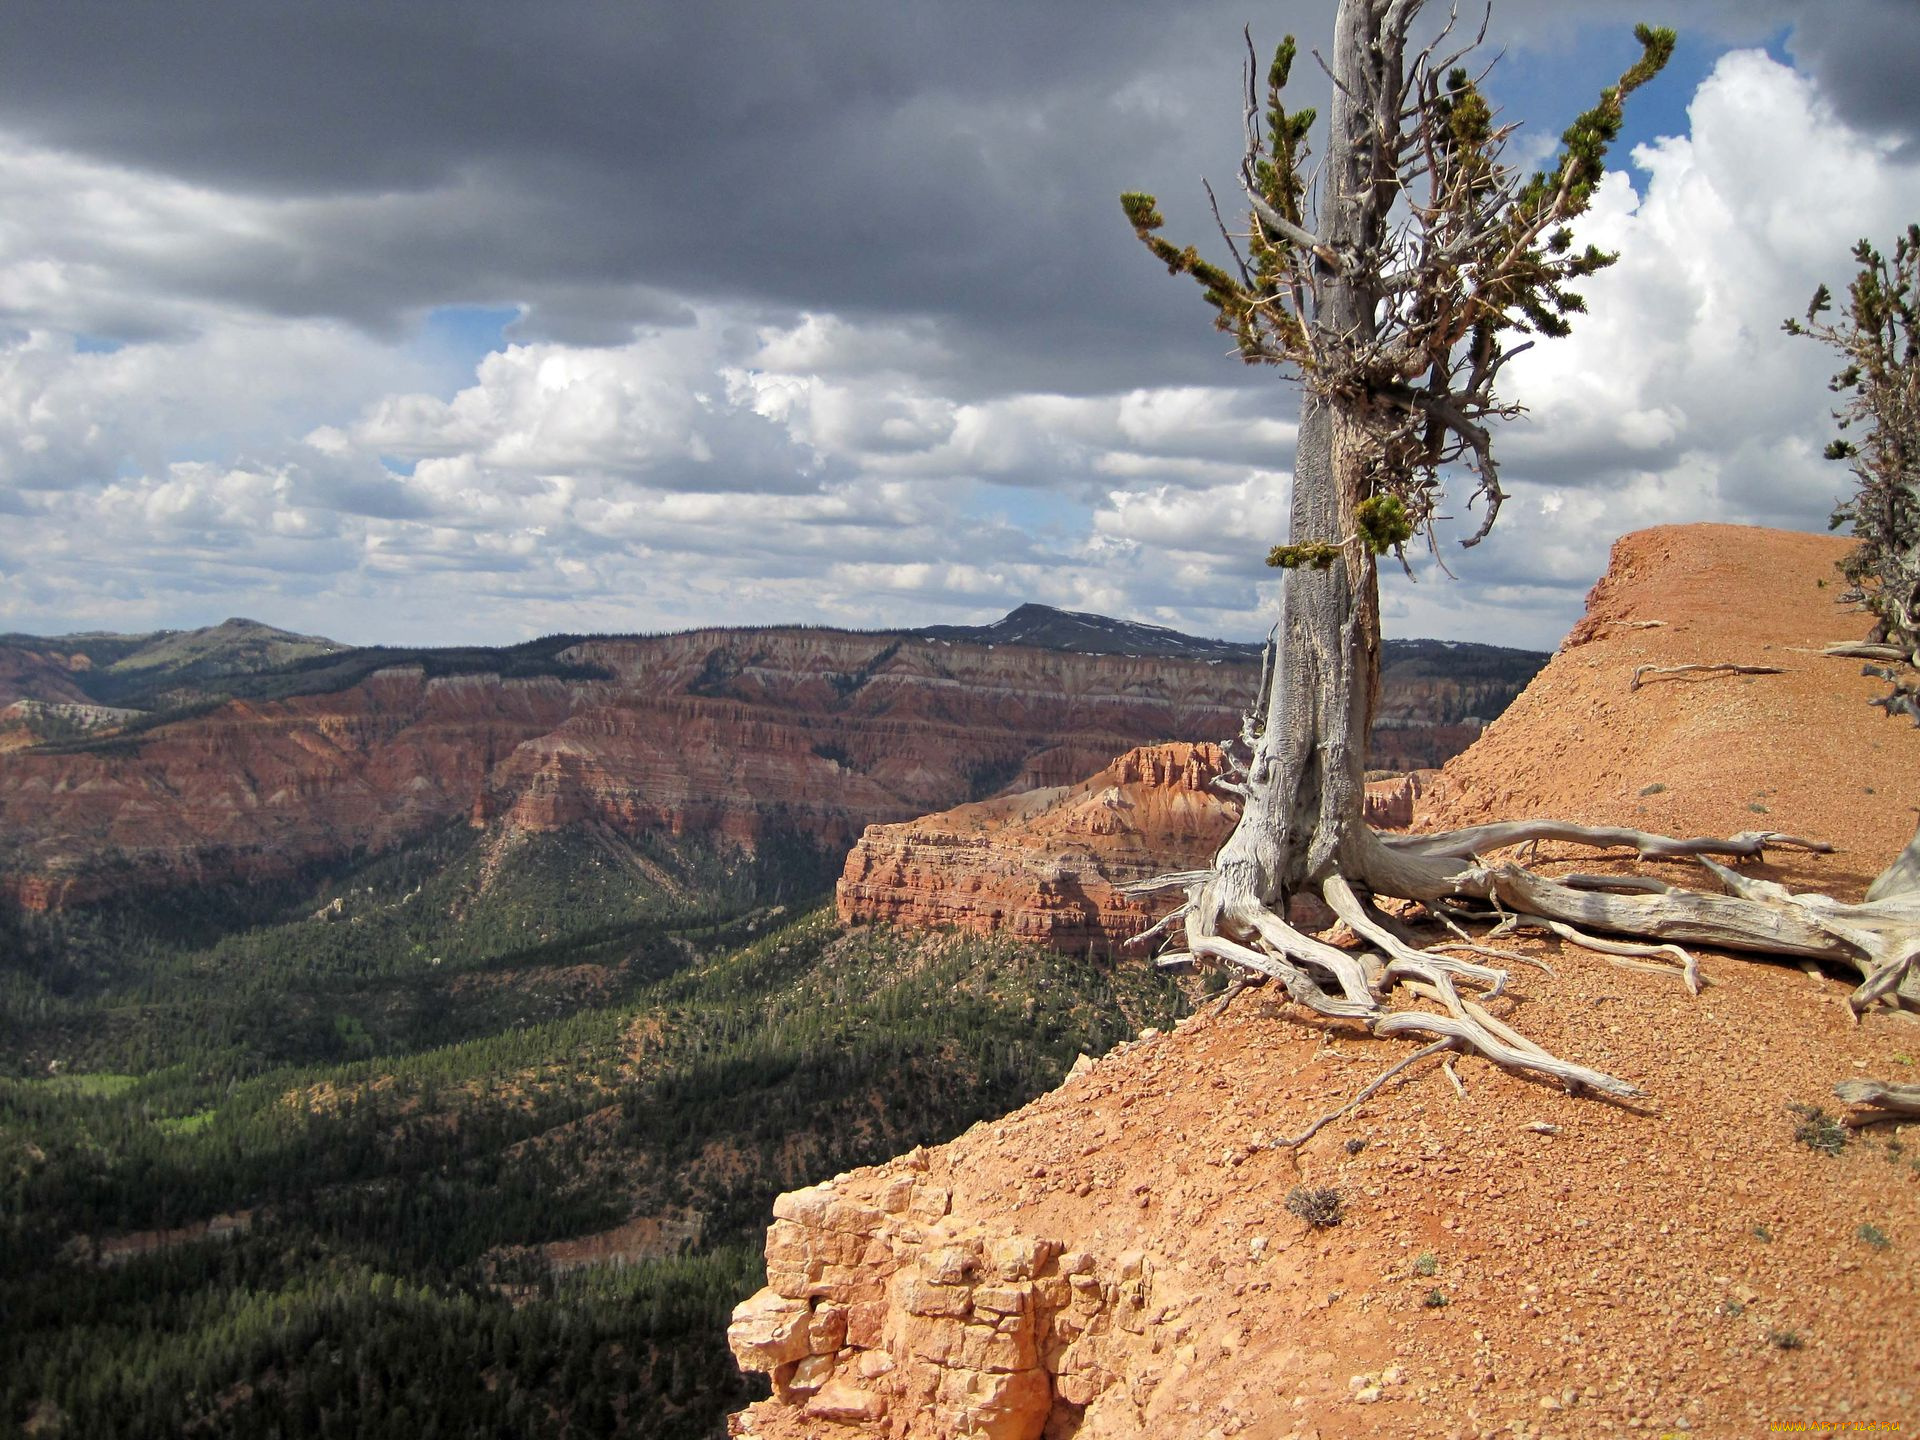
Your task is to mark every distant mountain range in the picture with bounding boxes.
[908,603,1262,661]
[1,604,1543,715]
[0,606,1546,909]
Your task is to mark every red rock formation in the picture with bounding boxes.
[0,621,1514,909]
[836,746,1430,954]
[0,632,1248,906]
[836,744,1238,956]
[727,1153,1164,1440]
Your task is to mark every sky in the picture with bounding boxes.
[0,1,1916,651]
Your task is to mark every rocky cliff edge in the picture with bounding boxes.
[730,525,1920,1440]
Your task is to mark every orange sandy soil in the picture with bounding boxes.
[739,525,1918,1440]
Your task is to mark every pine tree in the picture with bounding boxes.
[1787,225,1920,712]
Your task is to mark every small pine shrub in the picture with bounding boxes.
[1789,1104,1847,1156]
[1857,1223,1891,1251]
[1284,1186,1344,1229]
[1422,1288,1449,1308]
[1768,1328,1805,1351]
[1412,1252,1438,1277]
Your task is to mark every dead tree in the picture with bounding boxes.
[1121,0,1920,1099]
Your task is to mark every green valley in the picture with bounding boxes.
[0,829,1188,1439]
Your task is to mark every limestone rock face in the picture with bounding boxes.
[728,1153,1173,1440]
[835,743,1236,956]
[836,744,1428,954]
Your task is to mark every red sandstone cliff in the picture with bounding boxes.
[834,744,1238,956]
[835,748,1433,955]
[0,615,1518,910]
[0,631,1249,907]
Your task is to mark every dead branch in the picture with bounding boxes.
[1833,1078,1920,1124]
[1273,1038,1454,1148]
[1385,822,1831,863]
[1629,663,1785,691]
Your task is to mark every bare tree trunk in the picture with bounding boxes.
[1200,0,1383,926]
[1129,0,1920,1110]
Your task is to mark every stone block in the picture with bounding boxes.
[908,1184,951,1221]
[783,1352,835,1397]
[727,1290,813,1369]
[935,1366,1051,1440]
[806,1304,848,1355]
[847,1300,889,1349]
[806,1380,889,1424]
[922,1244,982,1286]
[971,1283,1031,1317]
[896,1273,974,1318]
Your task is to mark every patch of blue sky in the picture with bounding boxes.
[980,485,1093,543]
[73,335,126,355]
[1487,24,1779,171]
[409,304,522,389]
[378,455,418,478]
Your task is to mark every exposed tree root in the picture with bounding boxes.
[1834,1078,1920,1125]
[1500,914,1702,995]
[1380,821,1831,864]
[1136,818,1920,1123]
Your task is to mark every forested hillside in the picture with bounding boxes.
[0,829,1187,1439]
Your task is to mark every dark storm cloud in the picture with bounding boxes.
[1782,0,1920,146]
[0,2,1898,393]
[0,0,1329,386]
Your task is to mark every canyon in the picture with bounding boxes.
[0,612,1534,910]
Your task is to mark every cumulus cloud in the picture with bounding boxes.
[1449,48,1920,642]
[0,19,1915,653]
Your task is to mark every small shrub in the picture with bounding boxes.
[1789,1104,1848,1156]
[1768,1328,1805,1351]
[1752,1225,1773,1243]
[1638,782,1667,797]
[1345,1137,1367,1155]
[1422,1288,1448,1308]
[1720,1298,1745,1317]
[1857,1223,1891,1251]
[1285,1186,1344,1229]
[1749,802,1771,814]
[1412,1251,1438,1277]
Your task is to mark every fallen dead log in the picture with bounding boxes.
[1833,1078,1920,1125]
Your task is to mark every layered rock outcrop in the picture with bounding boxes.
[728,1149,1182,1440]
[0,631,1247,908]
[0,617,1527,910]
[834,744,1237,955]
[835,745,1432,955]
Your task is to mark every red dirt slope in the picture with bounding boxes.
[730,524,1919,1440]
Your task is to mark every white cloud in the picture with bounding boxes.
[1476,48,1920,635]
[1,48,1915,654]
